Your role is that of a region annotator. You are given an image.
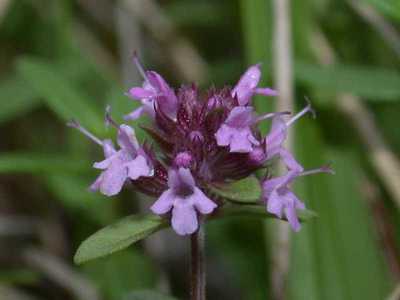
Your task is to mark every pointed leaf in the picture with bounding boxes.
[74,214,168,264]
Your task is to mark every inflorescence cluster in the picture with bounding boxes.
[69,56,332,235]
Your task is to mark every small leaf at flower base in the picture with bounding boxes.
[74,214,168,265]
[210,176,262,203]
[123,290,177,300]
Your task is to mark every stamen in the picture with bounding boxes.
[67,119,103,146]
[299,164,335,177]
[132,51,149,82]
[255,111,291,123]
[286,98,316,127]
[104,105,119,129]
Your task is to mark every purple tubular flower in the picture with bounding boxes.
[215,106,260,153]
[215,107,288,153]
[90,124,153,196]
[265,102,315,171]
[232,64,278,106]
[125,56,178,120]
[263,171,305,231]
[263,166,333,231]
[151,168,217,235]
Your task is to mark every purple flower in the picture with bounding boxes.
[90,124,153,196]
[265,102,315,171]
[215,107,287,153]
[67,120,153,196]
[125,56,177,120]
[263,166,333,231]
[215,106,259,153]
[262,171,305,231]
[232,64,278,106]
[151,168,217,235]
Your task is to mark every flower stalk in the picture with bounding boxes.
[190,221,205,300]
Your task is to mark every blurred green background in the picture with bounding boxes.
[1,0,400,299]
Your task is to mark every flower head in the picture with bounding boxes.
[69,58,331,235]
[151,168,217,235]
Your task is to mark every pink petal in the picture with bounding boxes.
[263,175,288,198]
[124,106,145,121]
[126,155,152,180]
[102,140,116,158]
[225,106,254,128]
[171,200,198,235]
[265,116,287,159]
[146,71,178,117]
[93,154,117,169]
[192,187,217,214]
[89,173,103,192]
[285,203,301,231]
[151,189,174,214]
[229,129,258,153]
[279,148,304,172]
[232,64,261,105]
[247,131,261,146]
[255,87,278,97]
[146,71,170,93]
[281,190,304,231]
[99,164,127,196]
[117,124,139,152]
[267,190,284,218]
[128,87,155,99]
[215,124,233,146]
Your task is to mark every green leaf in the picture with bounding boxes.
[0,77,41,124]
[74,214,168,264]
[295,62,400,101]
[123,290,177,300]
[16,57,104,135]
[210,176,262,203]
[0,152,88,174]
